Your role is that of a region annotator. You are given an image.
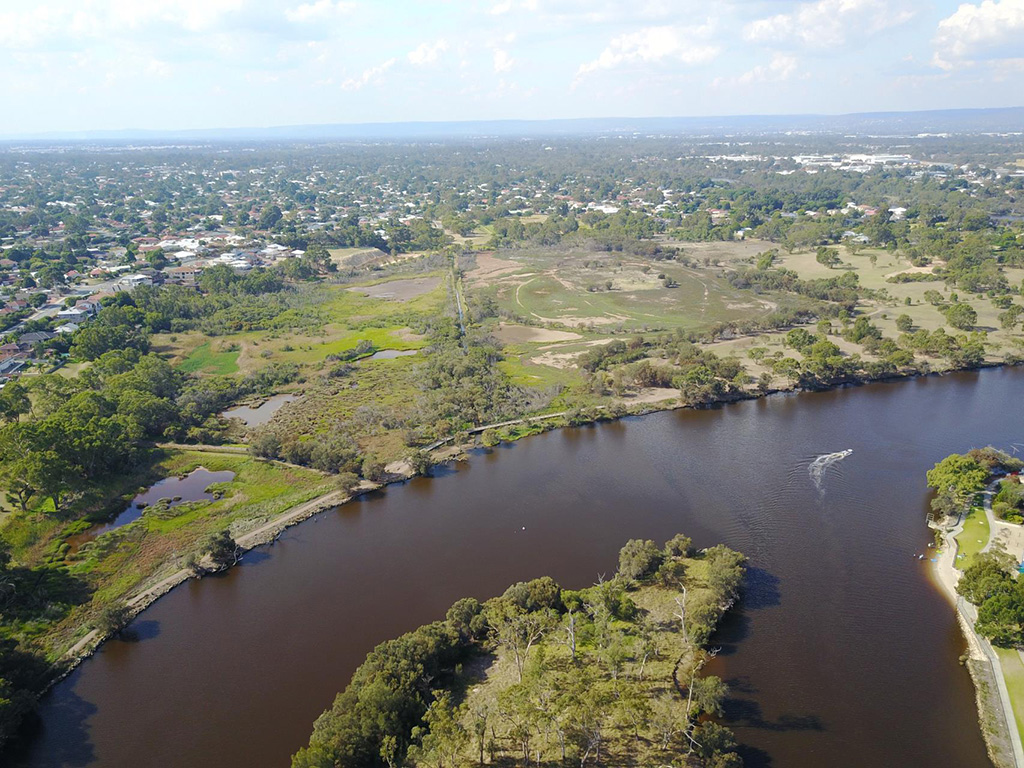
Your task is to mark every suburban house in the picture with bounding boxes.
[117,273,153,290]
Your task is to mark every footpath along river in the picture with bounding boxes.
[14,367,1022,767]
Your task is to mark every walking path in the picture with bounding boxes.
[934,478,1024,768]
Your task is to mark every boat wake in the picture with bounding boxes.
[810,449,852,490]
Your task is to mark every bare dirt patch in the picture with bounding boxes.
[348,276,441,301]
[532,313,627,326]
[493,323,582,344]
[885,266,938,279]
[617,387,679,405]
[466,252,523,284]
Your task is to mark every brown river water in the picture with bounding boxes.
[13,367,1021,767]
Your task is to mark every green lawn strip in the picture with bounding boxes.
[178,342,240,374]
[996,647,1024,738]
[955,505,990,570]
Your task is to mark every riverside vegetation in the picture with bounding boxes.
[292,535,746,768]
[1,133,1023,751]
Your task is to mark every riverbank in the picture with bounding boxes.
[16,363,1016,768]
[931,481,1024,768]
[5,358,1015,760]
[40,361,1017,687]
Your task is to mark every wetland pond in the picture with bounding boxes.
[221,394,298,427]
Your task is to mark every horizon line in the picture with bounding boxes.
[2,105,1023,142]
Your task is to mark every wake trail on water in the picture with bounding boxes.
[809,449,853,490]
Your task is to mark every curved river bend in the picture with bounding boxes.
[16,368,1022,767]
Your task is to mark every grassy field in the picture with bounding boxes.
[178,342,241,374]
[956,505,991,570]
[459,239,1024,402]
[776,247,1024,362]
[483,248,782,332]
[996,647,1024,738]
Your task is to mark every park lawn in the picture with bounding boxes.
[18,450,334,656]
[955,505,991,570]
[178,341,240,374]
[996,647,1024,739]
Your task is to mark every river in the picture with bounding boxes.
[15,368,1020,767]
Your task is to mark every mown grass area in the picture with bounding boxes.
[178,342,240,374]
[996,647,1024,738]
[956,505,991,570]
[3,450,333,657]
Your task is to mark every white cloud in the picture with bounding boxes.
[341,57,396,90]
[493,49,515,72]
[285,0,356,24]
[408,39,449,66]
[491,0,539,15]
[932,0,1024,70]
[577,25,719,77]
[744,0,914,48]
[736,53,799,84]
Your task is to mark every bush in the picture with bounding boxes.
[617,539,664,582]
[205,529,239,569]
[94,601,131,636]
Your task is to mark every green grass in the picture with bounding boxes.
[996,647,1024,738]
[178,342,240,374]
[955,505,991,570]
[276,326,425,364]
[498,356,578,389]
[487,247,786,333]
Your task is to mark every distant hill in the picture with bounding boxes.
[2,106,1022,143]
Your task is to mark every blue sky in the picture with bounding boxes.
[0,0,1022,134]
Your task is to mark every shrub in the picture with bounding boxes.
[617,539,664,582]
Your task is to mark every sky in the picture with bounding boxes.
[0,0,1022,135]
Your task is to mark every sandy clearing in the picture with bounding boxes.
[466,252,523,283]
[493,323,583,344]
[531,350,586,369]
[885,266,938,279]
[396,327,427,342]
[617,387,679,405]
[536,338,613,352]
[349,276,441,301]
[531,313,628,326]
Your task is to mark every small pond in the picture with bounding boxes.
[365,349,418,360]
[68,468,236,550]
[222,394,298,427]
